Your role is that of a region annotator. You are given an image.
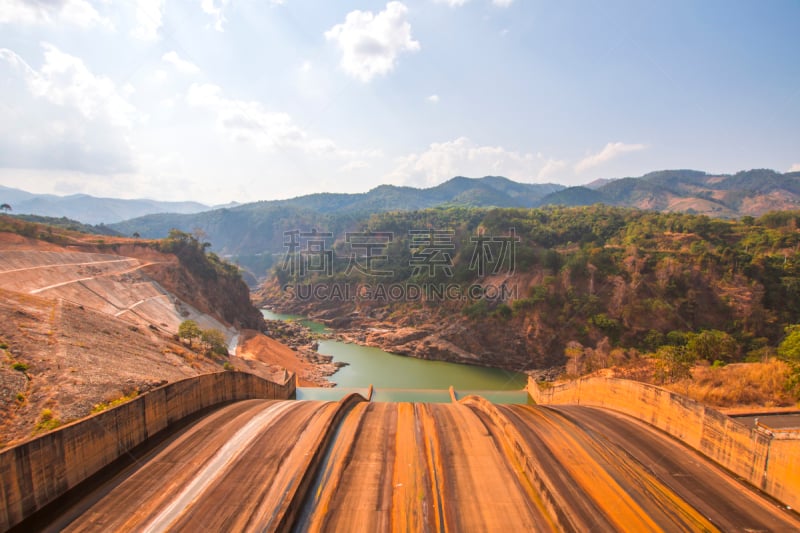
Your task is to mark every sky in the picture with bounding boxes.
[0,0,798,205]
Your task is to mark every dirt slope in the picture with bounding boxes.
[0,230,310,445]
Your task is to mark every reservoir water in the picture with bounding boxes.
[262,310,529,402]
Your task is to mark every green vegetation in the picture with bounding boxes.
[178,320,201,346]
[91,390,139,414]
[267,205,800,385]
[653,345,696,384]
[157,229,240,279]
[777,325,800,362]
[34,409,60,433]
[201,328,229,357]
[178,320,228,357]
[777,325,800,398]
[11,362,28,372]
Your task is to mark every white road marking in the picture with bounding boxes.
[29,261,159,294]
[114,294,170,317]
[0,258,136,275]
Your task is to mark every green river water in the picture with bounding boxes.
[261,310,529,403]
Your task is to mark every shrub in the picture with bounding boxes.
[201,328,229,357]
[654,345,696,384]
[777,325,800,362]
[91,390,139,413]
[12,362,28,372]
[686,330,739,363]
[462,299,489,319]
[492,304,512,320]
[34,409,60,433]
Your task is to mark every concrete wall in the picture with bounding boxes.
[0,371,295,531]
[528,376,800,512]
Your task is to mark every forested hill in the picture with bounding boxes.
[541,169,800,216]
[259,206,800,375]
[108,169,800,265]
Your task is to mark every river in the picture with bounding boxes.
[261,310,529,402]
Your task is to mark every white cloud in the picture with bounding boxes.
[200,0,230,32]
[339,160,369,173]
[131,0,164,41]
[538,158,567,179]
[12,43,136,128]
[426,94,440,103]
[434,0,513,7]
[387,137,560,187]
[186,83,349,156]
[574,142,646,173]
[162,51,200,74]
[0,44,137,174]
[789,163,800,172]
[325,2,420,83]
[0,0,111,27]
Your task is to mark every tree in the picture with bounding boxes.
[132,232,140,239]
[201,328,229,357]
[777,325,800,362]
[654,345,696,384]
[686,330,739,363]
[178,320,201,346]
[0,203,11,213]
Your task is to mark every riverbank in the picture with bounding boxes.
[260,308,530,391]
[258,291,562,376]
[238,324,343,387]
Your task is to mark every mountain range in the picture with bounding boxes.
[0,185,226,225]
[4,168,799,270]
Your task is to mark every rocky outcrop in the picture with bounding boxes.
[331,312,560,373]
[144,261,264,330]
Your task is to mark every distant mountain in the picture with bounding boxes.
[535,186,605,207]
[0,185,210,224]
[584,177,618,190]
[265,176,563,213]
[110,176,564,243]
[105,170,800,277]
[11,214,123,236]
[536,169,800,216]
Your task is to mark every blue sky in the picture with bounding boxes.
[0,0,798,204]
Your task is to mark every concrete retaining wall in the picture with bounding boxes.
[0,371,295,531]
[528,376,800,511]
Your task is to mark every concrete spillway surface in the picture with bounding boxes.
[37,398,800,532]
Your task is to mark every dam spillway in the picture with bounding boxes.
[22,395,800,533]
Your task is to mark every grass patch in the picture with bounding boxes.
[91,390,140,414]
[666,359,796,408]
[34,409,61,433]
